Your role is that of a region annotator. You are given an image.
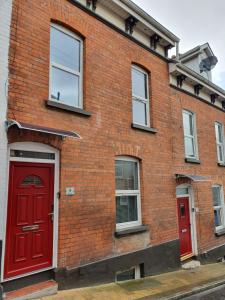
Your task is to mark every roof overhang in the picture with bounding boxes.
[117,0,180,45]
[175,174,210,182]
[180,43,215,62]
[169,62,225,101]
[6,120,81,139]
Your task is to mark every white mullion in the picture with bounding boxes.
[51,62,80,77]
[132,95,148,103]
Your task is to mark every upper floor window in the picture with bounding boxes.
[215,122,225,164]
[182,110,198,159]
[212,185,225,231]
[50,24,83,108]
[115,157,141,230]
[132,66,150,127]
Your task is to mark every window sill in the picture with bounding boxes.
[131,123,157,134]
[218,163,225,167]
[185,158,201,164]
[115,225,149,238]
[215,228,225,237]
[46,100,92,117]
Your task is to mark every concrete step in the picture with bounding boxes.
[4,280,58,300]
[182,260,201,270]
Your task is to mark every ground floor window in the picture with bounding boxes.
[212,185,225,231]
[115,157,141,230]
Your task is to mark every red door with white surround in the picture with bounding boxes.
[177,197,192,257]
[4,162,54,279]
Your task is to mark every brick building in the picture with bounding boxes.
[1,0,225,295]
[0,1,13,297]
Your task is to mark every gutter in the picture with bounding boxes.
[120,0,180,43]
[170,63,225,98]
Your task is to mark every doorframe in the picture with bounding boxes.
[176,184,198,256]
[1,142,60,282]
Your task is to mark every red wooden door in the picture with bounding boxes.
[177,197,192,257]
[4,162,54,279]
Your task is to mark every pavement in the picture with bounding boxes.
[41,262,225,300]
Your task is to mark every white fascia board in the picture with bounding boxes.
[111,0,178,46]
[169,63,225,99]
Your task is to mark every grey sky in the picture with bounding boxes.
[133,0,225,89]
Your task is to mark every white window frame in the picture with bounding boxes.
[215,122,225,164]
[49,23,83,108]
[132,65,150,127]
[182,110,199,159]
[212,184,225,232]
[115,156,142,230]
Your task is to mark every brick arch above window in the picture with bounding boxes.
[51,19,86,40]
[131,62,151,76]
[113,143,142,160]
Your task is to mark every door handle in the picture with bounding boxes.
[22,225,39,232]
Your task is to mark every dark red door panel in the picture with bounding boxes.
[4,162,54,279]
[177,197,192,257]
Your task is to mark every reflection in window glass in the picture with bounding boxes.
[50,27,80,72]
[115,160,138,190]
[212,185,225,229]
[182,110,198,158]
[215,123,225,163]
[132,66,149,126]
[184,136,195,157]
[176,187,189,195]
[132,68,147,99]
[133,101,147,126]
[116,196,138,223]
[51,67,79,106]
[50,25,82,108]
[115,158,141,229]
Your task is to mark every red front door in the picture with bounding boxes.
[177,197,192,257]
[4,162,54,279]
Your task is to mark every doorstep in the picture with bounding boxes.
[4,280,58,300]
[180,253,194,262]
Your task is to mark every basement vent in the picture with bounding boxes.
[115,265,141,282]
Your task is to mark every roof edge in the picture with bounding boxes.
[119,0,180,42]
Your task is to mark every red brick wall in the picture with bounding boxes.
[9,0,224,269]
[171,88,225,252]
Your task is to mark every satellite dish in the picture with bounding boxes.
[199,56,218,73]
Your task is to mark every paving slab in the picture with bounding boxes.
[40,262,225,300]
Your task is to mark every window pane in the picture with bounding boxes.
[133,100,147,125]
[115,160,138,190]
[51,67,79,106]
[218,145,224,162]
[132,68,147,99]
[176,187,189,195]
[184,136,195,157]
[180,204,185,217]
[212,186,222,206]
[116,196,138,223]
[183,112,193,136]
[215,123,223,143]
[51,27,80,72]
[214,209,222,227]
